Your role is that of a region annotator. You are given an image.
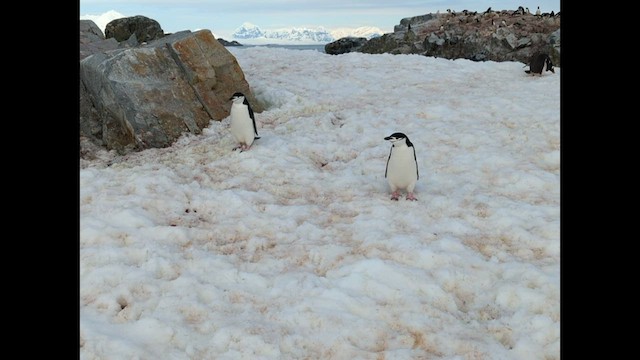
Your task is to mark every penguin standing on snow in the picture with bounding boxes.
[384,132,419,201]
[229,92,260,151]
[525,53,555,75]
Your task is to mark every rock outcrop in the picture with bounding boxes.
[218,38,243,46]
[80,20,118,60]
[104,15,165,43]
[80,21,262,154]
[324,37,368,55]
[329,10,560,66]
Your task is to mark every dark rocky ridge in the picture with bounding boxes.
[324,37,368,55]
[217,38,243,46]
[326,9,560,66]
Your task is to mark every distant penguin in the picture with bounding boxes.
[384,132,419,201]
[525,53,555,75]
[229,92,260,151]
[535,6,541,16]
[525,7,530,14]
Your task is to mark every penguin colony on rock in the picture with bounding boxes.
[226,6,556,200]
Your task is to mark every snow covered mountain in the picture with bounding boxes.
[330,27,383,40]
[232,22,383,44]
[232,22,265,39]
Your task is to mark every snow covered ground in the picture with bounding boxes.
[80,46,560,359]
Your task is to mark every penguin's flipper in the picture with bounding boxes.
[385,148,392,178]
[245,100,259,137]
[413,147,419,180]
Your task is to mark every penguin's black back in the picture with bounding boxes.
[242,97,255,121]
[528,53,554,74]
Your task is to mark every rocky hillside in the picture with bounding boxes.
[327,8,560,66]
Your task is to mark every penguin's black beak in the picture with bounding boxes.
[384,136,392,140]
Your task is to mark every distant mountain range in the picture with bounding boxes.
[232,22,383,44]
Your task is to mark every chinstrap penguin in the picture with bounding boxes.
[384,132,419,201]
[229,92,260,151]
[525,53,555,75]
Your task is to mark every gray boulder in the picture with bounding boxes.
[80,29,262,153]
[105,15,165,43]
[80,20,119,60]
[548,29,560,66]
[80,20,105,43]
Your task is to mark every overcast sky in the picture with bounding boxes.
[79,0,561,39]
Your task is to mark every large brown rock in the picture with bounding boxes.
[80,29,261,153]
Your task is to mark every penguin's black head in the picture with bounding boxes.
[385,132,413,146]
[230,92,245,101]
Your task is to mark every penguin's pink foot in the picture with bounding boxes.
[406,192,417,201]
[233,144,251,152]
[390,191,400,201]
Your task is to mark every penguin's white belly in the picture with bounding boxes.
[230,105,255,146]
[387,148,417,189]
